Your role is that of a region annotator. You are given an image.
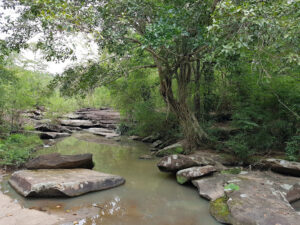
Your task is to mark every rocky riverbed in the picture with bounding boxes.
[2,107,300,225]
[157,153,300,225]
[24,107,121,140]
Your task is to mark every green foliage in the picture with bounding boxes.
[285,133,300,161]
[1,0,299,157]
[0,134,42,166]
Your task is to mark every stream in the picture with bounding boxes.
[1,132,220,225]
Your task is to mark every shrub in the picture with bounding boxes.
[0,134,42,167]
[285,134,300,161]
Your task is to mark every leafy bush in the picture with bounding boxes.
[285,134,300,161]
[0,134,42,167]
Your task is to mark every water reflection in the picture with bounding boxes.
[1,132,220,225]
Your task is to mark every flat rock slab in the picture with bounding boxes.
[192,174,226,200]
[87,128,120,138]
[209,171,300,225]
[262,158,300,177]
[35,124,72,134]
[176,165,216,184]
[157,154,215,172]
[39,132,71,139]
[60,119,95,128]
[25,153,94,169]
[9,169,125,197]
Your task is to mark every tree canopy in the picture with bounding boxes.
[1,0,299,152]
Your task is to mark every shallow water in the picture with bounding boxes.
[1,132,220,225]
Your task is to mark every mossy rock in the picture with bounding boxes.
[209,196,232,224]
[156,145,183,157]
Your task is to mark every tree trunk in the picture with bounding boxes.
[194,60,202,120]
[157,63,208,153]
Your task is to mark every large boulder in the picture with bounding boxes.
[25,153,94,169]
[209,171,300,225]
[9,169,125,197]
[157,154,214,172]
[261,158,300,177]
[176,166,216,184]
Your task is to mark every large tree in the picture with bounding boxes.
[2,0,298,150]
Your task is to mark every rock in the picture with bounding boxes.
[87,128,119,138]
[76,108,120,129]
[60,119,95,128]
[39,132,71,139]
[0,191,60,225]
[209,172,300,225]
[262,158,300,177]
[157,154,214,172]
[176,166,217,184]
[287,183,300,203]
[9,169,125,197]
[139,154,154,160]
[151,140,163,148]
[25,153,94,169]
[63,113,84,120]
[210,197,232,224]
[192,174,226,200]
[141,135,158,143]
[128,136,142,141]
[156,143,183,157]
[35,124,72,133]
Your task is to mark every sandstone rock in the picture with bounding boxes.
[262,158,300,177]
[157,154,214,172]
[156,143,183,157]
[210,196,232,224]
[209,172,300,225]
[87,128,119,138]
[35,124,72,133]
[128,135,142,141]
[63,113,84,120]
[60,119,95,128]
[176,166,217,184]
[25,153,94,169]
[192,174,226,200]
[39,132,71,139]
[287,183,300,203]
[9,169,125,197]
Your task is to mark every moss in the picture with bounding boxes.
[209,196,231,224]
[224,183,240,191]
[221,168,241,175]
[176,175,188,184]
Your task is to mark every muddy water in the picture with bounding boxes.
[1,133,220,225]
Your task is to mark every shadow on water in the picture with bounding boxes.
[1,132,220,225]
